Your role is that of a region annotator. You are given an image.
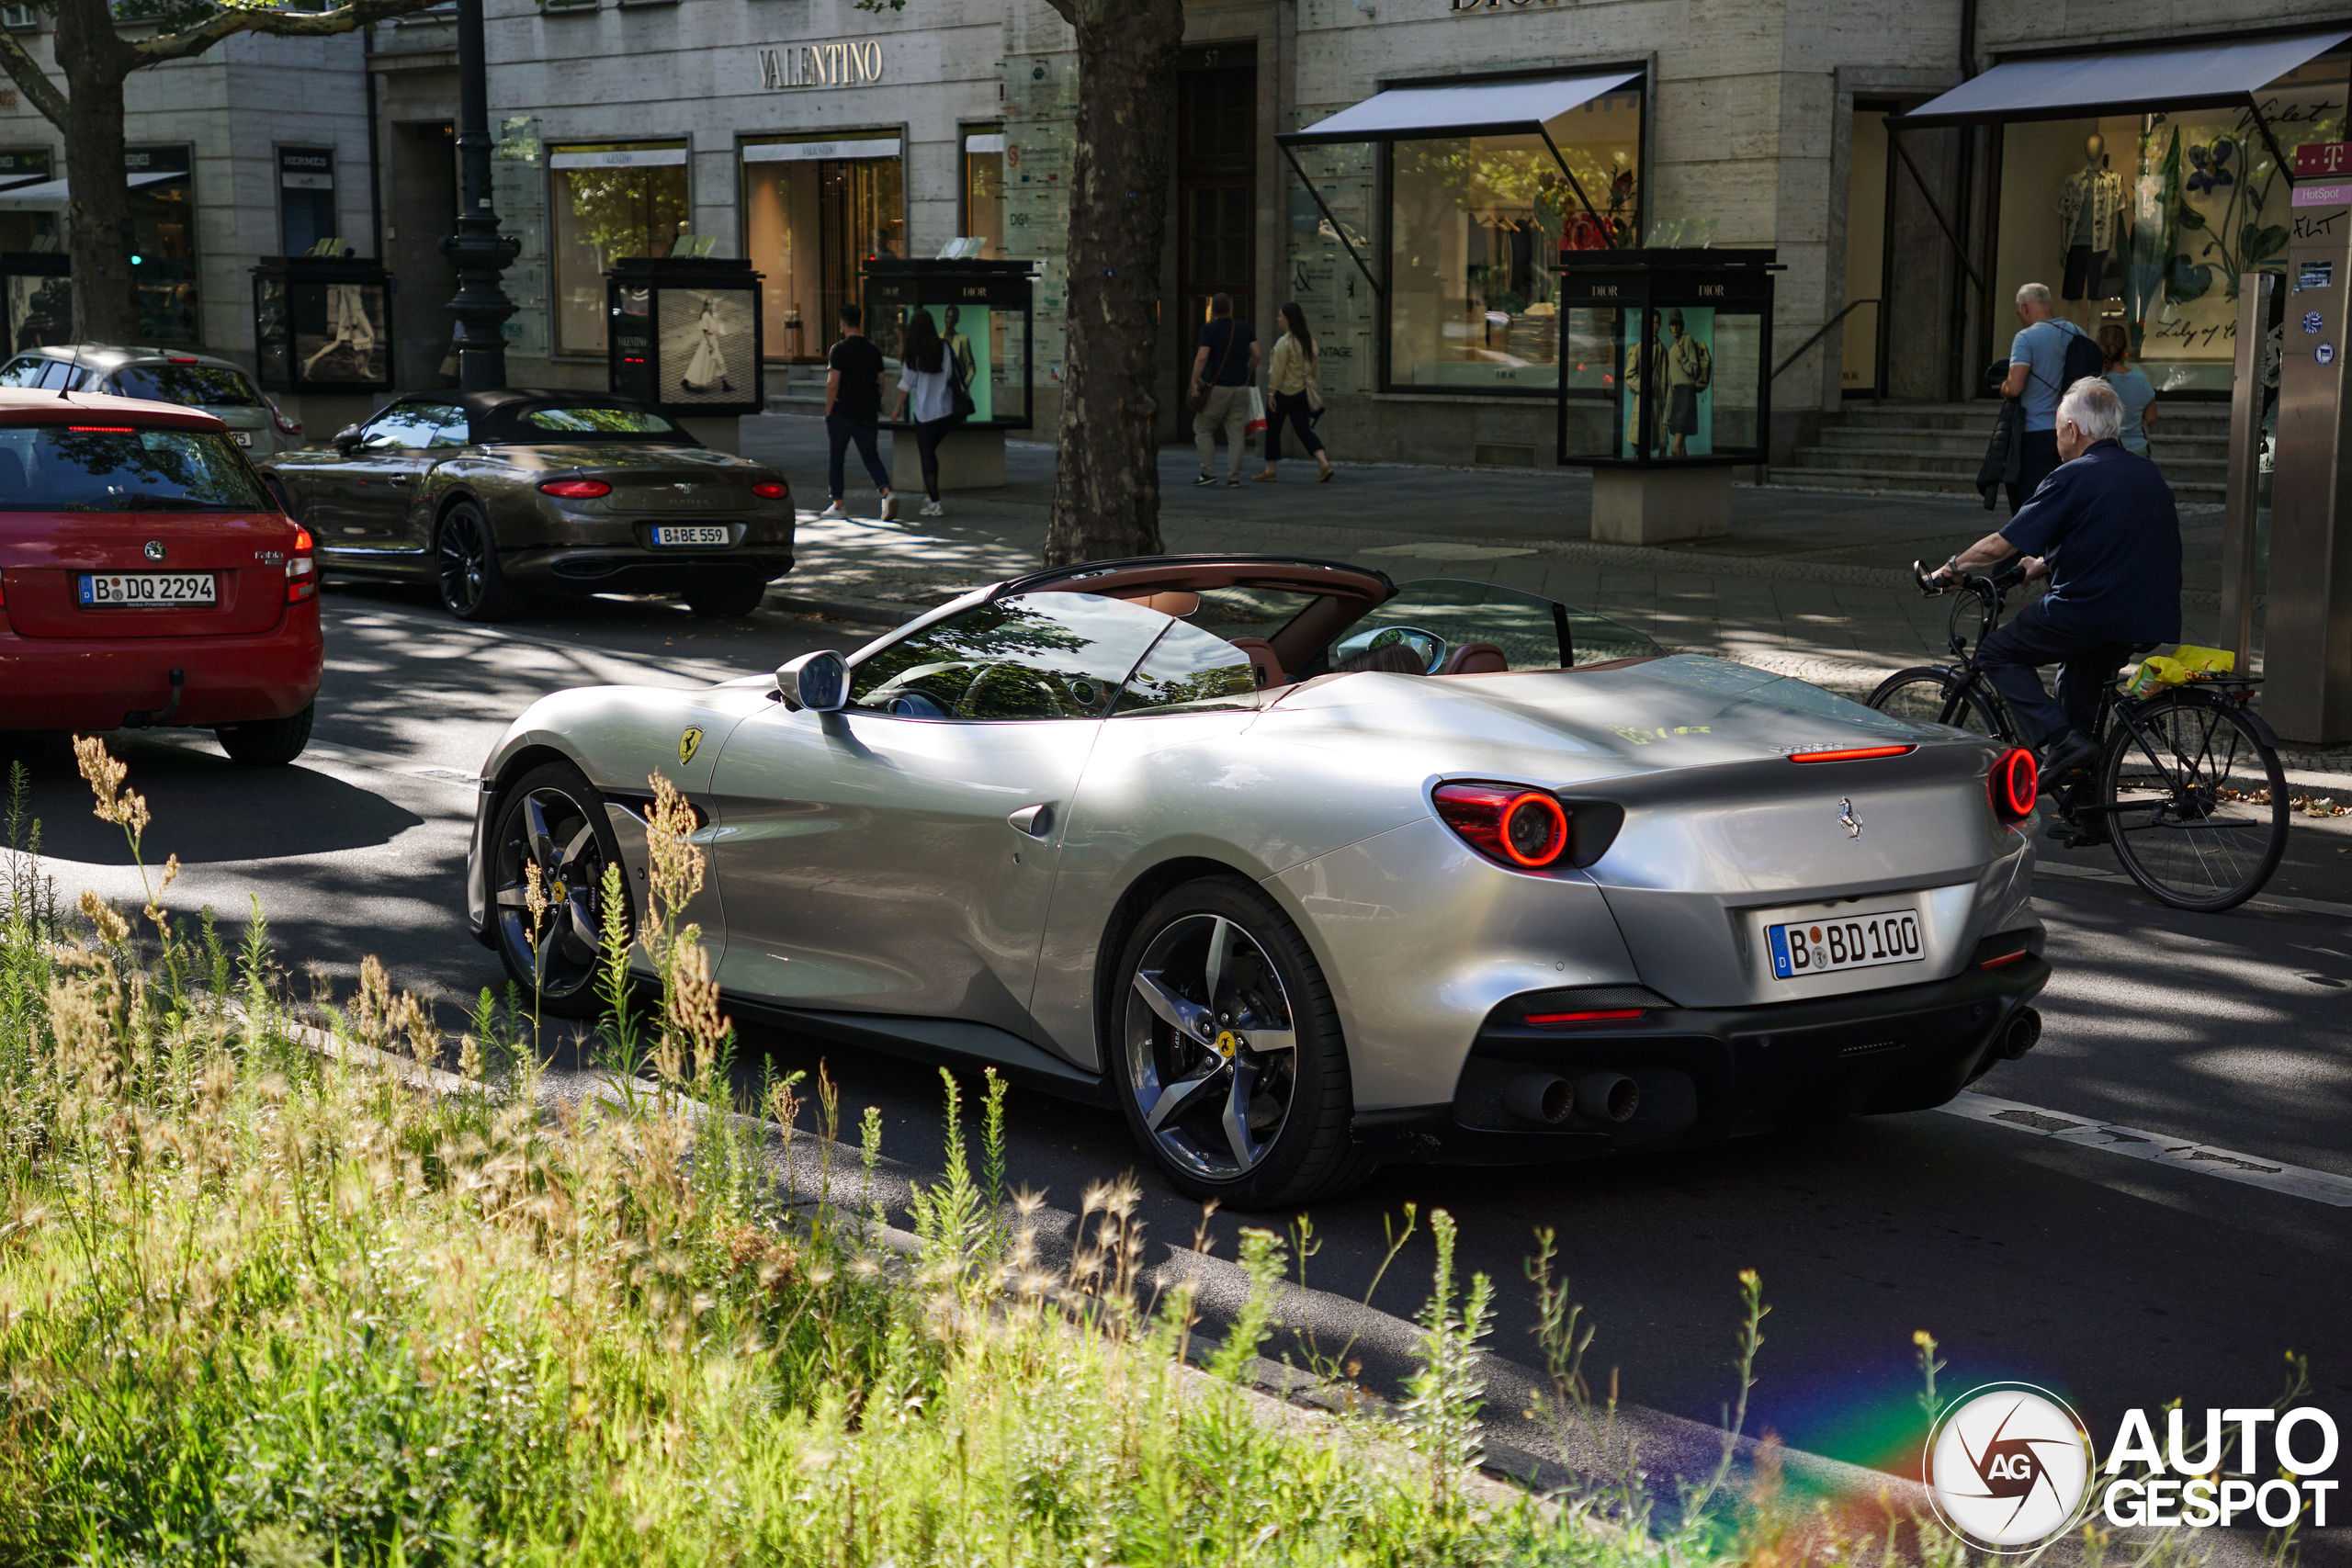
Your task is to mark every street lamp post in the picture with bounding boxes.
[439,0,519,392]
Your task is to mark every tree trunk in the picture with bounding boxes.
[1042,0,1183,568]
[54,0,137,344]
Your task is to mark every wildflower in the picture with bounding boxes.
[78,889,130,948]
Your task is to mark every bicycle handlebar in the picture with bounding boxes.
[1913,558,2027,598]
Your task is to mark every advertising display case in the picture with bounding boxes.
[3,252,70,355]
[605,256,765,419]
[1555,249,1779,468]
[251,255,394,394]
[860,257,1035,430]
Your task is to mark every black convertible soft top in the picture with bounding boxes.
[440,389,696,446]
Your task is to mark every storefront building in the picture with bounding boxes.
[0,25,374,378]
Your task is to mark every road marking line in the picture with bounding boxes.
[2033,861,2352,921]
[1940,1090,2352,1207]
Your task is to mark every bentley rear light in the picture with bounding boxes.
[1433,782,1623,872]
[752,480,789,501]
[286,526,316,604]
[538,479,612,499]
[1989,747,2038,824]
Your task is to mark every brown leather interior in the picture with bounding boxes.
[1127,589,1202,617]
[1436,641,1509,677]
[1226,637,1287,689]
[1031,558,1388,682]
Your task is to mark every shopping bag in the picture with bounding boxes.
[1243,388,1268,437]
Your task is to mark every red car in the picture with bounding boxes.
[0,389,322,763]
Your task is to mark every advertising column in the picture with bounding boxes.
[2266,175,2352,744]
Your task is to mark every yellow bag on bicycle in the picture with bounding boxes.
[2172,645,2237,678]
[2125,656,2186,696]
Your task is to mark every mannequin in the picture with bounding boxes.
[2056,133,2124,326]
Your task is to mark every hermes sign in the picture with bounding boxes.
[759,39,884,90]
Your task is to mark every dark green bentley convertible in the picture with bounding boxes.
[259,389,795,621]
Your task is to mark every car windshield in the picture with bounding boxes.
[522,405,679,436]
[109,364,263,408]
[0,425,272,512]
[1325,579,1661,675]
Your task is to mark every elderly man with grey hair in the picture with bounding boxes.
[1927,376,2181,785]
[1998,280,2098,510]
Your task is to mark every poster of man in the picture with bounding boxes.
[941,302,993,423]
[1619,307,1716,459]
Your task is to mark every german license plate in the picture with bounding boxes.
[650,525,730,547]
[1765,907,1922,980]
[79,572,218,607]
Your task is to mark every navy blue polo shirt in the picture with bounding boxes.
[1998,439,2182,642]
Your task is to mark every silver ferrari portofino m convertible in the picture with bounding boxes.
[466,555,2050,1206]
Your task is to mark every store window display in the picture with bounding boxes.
[743,138,906,364]
[1994,55,2346,393]
[1386,87,1641,393]
[548,143,691,355]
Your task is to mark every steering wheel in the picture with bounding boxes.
[957,662,1069,720]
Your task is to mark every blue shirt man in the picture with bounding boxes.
[1928,379,2181,781]
[1995,284,2095,513]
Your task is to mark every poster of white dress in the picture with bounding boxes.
[661,289,757,404]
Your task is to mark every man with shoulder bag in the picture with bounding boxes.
[1190,294,1261,488]
[1994,281,2103,512]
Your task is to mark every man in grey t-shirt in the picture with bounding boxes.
[1997,282,2094,510]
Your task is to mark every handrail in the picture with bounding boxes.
[1771,299,1878,381]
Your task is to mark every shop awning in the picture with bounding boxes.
[1887,29,2350,127]
[548,147,689,171]
[0,169,187,211]
[1279,71,1642,146]
[741,138,902,164]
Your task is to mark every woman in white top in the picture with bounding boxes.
[1253,301,1334,482]
[889,309,957,517]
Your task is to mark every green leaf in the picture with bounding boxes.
[2251,223,2290,262]
[2177,202,2208,231]
[2165,254,2213,303]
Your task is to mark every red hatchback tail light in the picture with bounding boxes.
[286,526,316,604]
[538,479,612,499]
[1433,783,1623,872]
[1989,747,2037,824]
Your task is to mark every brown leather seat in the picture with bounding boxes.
[1227,637,1287,689]
[1130,589,1201,617]
[1436,641,1508,677]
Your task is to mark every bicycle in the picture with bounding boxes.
[1865,561,2290,913]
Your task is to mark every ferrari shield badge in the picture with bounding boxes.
[678,727,704,767]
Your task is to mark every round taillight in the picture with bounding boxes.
[538,479,612,499]
[1991,747,2038,824]
[752,480,789,500]
[1498,791,1569,866]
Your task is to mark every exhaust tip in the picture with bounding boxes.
[2000,1007,2042,1061]
[1503,1073,1575,1126]
[1575,1071,1641,1123]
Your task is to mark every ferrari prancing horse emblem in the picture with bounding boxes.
[678,727,703,766]
[1838,797,1862,840]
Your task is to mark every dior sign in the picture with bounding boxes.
[758,40,885,90]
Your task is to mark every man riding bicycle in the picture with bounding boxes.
[1924,377,2181,783]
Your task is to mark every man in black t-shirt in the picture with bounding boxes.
[1189,293,1260,486]
[824,303,894,520]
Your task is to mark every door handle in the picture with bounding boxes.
[388,474,411,484]
[1007,803,1055,839]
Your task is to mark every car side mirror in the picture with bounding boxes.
[333,424,362,454]
[775,649,849,713]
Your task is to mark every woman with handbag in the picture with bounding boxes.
[1253,301,1335,483]
[889,309,957,518]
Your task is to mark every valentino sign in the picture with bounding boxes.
[758,39,884,90]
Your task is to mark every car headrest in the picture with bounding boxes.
[1437,641,1508,677]
[1227,636,1286,689]
[1127,589,1202,618]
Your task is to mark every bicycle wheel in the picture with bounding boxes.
[1866,668,2004,737]
[2099,688,2289,912]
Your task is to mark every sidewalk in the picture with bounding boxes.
[739,415,2337,773]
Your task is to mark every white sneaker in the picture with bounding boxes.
[818,500,848,518]
[920,501,945,517]
[881,494,899,522]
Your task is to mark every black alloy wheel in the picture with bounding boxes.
[436,501,524,622]
[1108,876,1372,1209]
[490,761,629,1018]
[214,702,315,767]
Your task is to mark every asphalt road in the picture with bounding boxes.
[7,575,2347,1549]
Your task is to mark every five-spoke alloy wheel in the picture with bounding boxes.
[1110,877,1370,1208]
[437,500,525,622]
[490,761,628,1017]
